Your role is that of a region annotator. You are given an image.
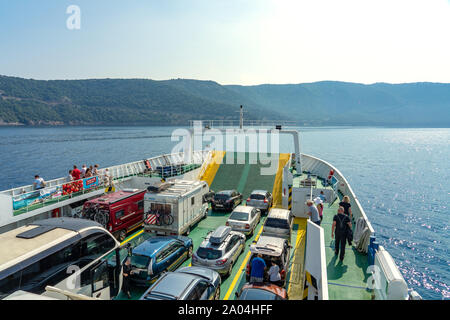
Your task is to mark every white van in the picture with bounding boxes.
[143,180,210,236]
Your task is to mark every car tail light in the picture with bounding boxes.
[245,224,250,229]
[280,269,286,279]
[216,258,228,266]
[264,199,268,203]
[225,221,229,226]
[247,198,251,202]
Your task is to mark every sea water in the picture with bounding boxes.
[0,126,448,300]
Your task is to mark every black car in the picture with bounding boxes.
[211,190,242,212]
[202,190,215,203]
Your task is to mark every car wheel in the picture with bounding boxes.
[226,263,233,277]
[214,287,220,300]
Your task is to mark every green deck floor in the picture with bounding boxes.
[115,153,372,300]
[322,199,373,300]
[115,152,282,300]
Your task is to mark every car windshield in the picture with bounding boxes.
[250,194,265,200]
[131,254,150,269]
[265,217,289,229]
[214,194,230,200]
[240,288,279,300]
[196,247,222,260]
[229,211,249,221]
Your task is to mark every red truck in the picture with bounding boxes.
[82,188,146,241]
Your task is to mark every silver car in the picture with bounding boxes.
[191,226,246,277]
[246,190,273,213]
[262,208,293,242]
[226,205,261,236]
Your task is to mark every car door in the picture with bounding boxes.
[166,240,186,271]
[196,280,214,300]
[229,235,241,261]
[250,209,258,230]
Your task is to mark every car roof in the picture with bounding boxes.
[216,190,235,195]
[240,283,286,299]
[200,230,241,249]
[176,266,217,283]
[89,189,144,204]
[250,235,286,256]
[231,205,253,213]
[250,190,268,195]
[267,208,291,219]
[133,237,176,257]
[147,272,197,299]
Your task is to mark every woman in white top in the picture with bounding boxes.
[267,259,282,286]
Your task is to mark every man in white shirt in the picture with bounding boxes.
[267,259,282,286]
[81,164,87,178]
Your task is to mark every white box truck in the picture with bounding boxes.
[143,180,210,236]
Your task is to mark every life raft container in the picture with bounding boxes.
[327,169,334,180]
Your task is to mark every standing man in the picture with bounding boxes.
[250,253,266,283]
[306,200,321,226]
[72,165,81,180]
[331,206,352,262]
[122,257,133,299]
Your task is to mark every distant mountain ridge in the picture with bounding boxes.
[0,75,449,126]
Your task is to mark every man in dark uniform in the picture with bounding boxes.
[122,257,133,299]
[331,206,352,262]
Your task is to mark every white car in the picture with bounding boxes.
[226,205,261,236]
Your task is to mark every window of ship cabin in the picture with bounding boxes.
[150,203,171,215]
[115,209,125,220]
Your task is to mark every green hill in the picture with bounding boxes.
[0,75,449,126]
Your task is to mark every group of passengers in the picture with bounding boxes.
[306,193,353,262]
[68,164,100,181]
[249,253,284,287]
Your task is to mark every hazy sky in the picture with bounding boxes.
[0,0,449,85]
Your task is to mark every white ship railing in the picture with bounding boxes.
[300,153,375,236]
[189,119,299,128]
[0,150,208,221]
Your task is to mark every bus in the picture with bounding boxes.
[0,218,125,300]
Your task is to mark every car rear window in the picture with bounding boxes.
[265,217,290,229]
[214,194,230,200]
[131,254,151,269]
[229,211,249,221]
[250,194,265,200]
[196,247,222,260]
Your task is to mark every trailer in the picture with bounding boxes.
[143,180,210,236]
